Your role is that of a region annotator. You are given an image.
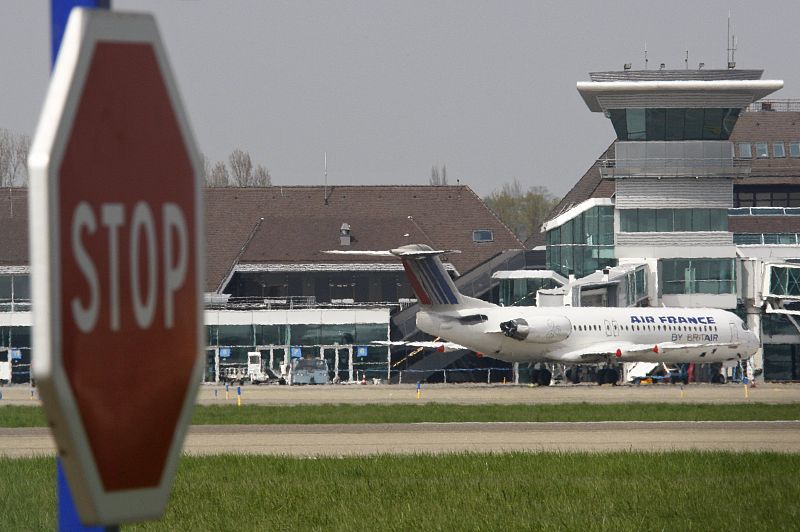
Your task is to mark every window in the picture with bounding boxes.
[607,108,741,141]
[790,142,800,158]
[661,259,735,295]
[755,142,769,158]
[774,142,786,158]
[472,230,493,242]
[738,143,752,159]
[619,209,726,232]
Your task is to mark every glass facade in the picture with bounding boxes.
[734,233,800,245]
[660,259,735,295]
[734,189,800,207]
[763,344,800,381]
[769,266,800,297]
[546,206,615,278]
[619,209,728,232]
[607,108,741,141]
[0,274,30,312]
[499,278,560,307]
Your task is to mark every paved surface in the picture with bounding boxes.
[2,421,799,457]
[2,382,799,406]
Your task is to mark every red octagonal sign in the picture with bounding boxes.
[28,10,203,525]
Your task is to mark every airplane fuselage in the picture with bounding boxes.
[417,304,759,365]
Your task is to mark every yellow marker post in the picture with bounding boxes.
[680,385,685,400]
[416,381,421,400]
[744,384,749,399]
[237,386,242,407]
[225,383,229,401]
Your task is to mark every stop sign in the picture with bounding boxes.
[28,10,204,525]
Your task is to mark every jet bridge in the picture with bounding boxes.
[762,262,800,335]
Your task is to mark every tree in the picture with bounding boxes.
[228,148,253,187]
[483,179,560,242]
[0,129,30,187]
[204,148,271,187]
[209,161,229,187]
[253,164,271,186]
[429,163,448,186]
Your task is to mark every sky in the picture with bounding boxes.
[3,1,800,198]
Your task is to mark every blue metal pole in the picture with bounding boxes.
[50,3,113,530]
[51,0,110,67]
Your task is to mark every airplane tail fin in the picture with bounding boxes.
[324,244,487,308]
[391,244,462,306]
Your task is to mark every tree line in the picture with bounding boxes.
[483,179,560,243]
[0,128,271,188]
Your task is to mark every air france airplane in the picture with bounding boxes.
[326,244,760,385]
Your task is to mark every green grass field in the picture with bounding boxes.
[1,452,798,530]
[1,402,799,427]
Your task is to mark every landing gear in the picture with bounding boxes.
[529,364,552,386]
[565,367,581,385]
[711,373,726,384]
[595,367,619,385]
[537,368,552,386]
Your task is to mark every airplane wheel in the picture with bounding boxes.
[566,368,580,385]
[529,369,540,384]
[712,374,726,384]
[537,369,552,386]
[606,369,619,385]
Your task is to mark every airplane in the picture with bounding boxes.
[325,244,760,385]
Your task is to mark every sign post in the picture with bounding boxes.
[29,7,204,526]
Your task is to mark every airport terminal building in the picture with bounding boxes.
[0,185,521,383]
[535,67,800,381]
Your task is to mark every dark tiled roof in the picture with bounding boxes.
[0,185,521,292]
[0,189,29,266]
[545,142,615,222]
[203,186,522,291]
[729,216,800,233]
[730,111,800,184]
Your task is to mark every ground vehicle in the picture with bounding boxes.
[291,358,329,385]
[246,352,284,384]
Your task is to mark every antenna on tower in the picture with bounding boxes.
[727,12,737,69]
[685,50,689,69]
[323,151,329,205]
[644,42,648,70]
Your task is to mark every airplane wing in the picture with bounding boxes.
[371,340,468,351]
[549,342,657,363]
[550,341,740,363]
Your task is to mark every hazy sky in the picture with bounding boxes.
[3,1,799,198]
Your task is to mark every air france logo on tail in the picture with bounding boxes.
[401,257,460,306]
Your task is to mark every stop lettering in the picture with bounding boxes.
[70,201,188,332]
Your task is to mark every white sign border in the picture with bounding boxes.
[28,8,205,525]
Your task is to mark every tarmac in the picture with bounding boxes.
[3,382,799,407]
[1,383,798,457]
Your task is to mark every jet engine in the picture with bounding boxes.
[499,316,571,343]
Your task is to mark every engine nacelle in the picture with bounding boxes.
[499,316,572,343]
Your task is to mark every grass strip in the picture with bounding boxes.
[1,402,799,428]
[2,452,798,530]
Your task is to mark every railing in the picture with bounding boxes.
[599,157,750,178]
[729,207,800,216]
[0,300,31,313]
[733,233,800,246]
[747,100,800,112]
[206,295,399,311]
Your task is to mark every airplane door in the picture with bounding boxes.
[729,323,739,343]
[612,320,620,337]
[604,320,612,337]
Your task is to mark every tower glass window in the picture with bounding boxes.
[608,108,741,141]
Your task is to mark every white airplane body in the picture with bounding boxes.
[326,245,759,378]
